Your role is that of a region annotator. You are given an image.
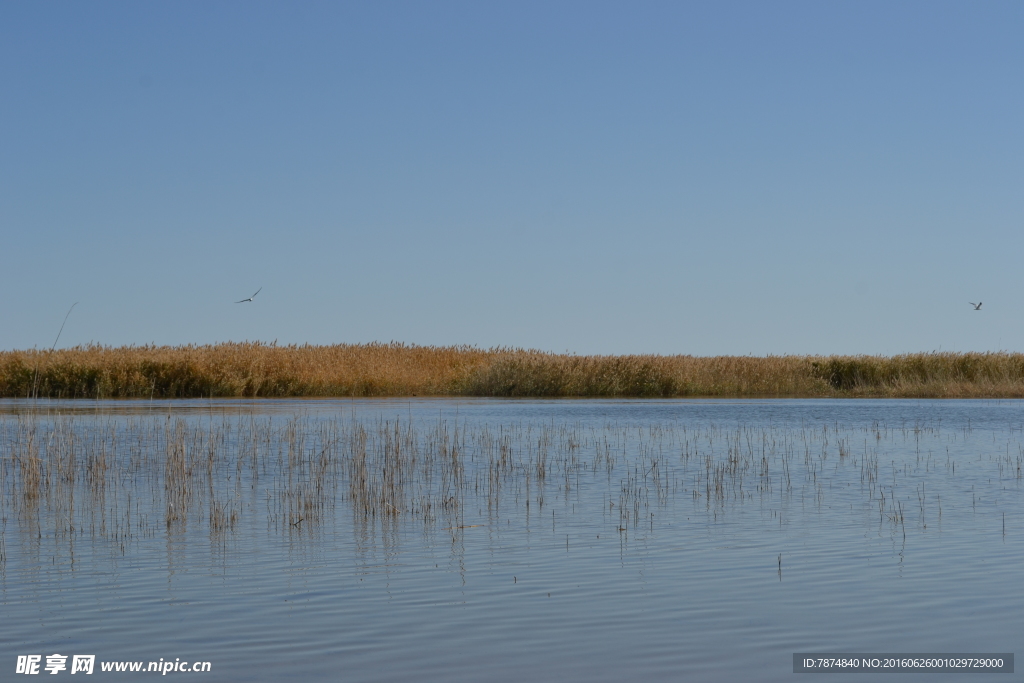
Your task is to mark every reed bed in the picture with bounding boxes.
[2,412,1019,557]
[3,343,1024,399]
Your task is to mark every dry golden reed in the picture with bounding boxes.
[2,342,1024,398]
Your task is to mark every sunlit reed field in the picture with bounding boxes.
[4,343,1024,398]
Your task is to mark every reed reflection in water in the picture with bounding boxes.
[0,401,1021,682]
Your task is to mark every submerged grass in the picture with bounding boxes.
[3,411,1019,553]
[2,342,1024,398]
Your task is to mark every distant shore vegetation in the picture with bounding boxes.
[2,343,1024,399]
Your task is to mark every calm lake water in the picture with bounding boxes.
[1,398,1021,681]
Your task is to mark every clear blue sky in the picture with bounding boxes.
[3,2,1022,356]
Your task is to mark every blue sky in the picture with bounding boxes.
[2,2,1022,355]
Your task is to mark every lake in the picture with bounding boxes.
[1,398,1020,681]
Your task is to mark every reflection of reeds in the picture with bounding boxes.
[278,419,338,528]
[0,412,1013,559]
[164,419,192,528]
[5,343,1024,398]
[16,436,43,502]
[209,499,237,532]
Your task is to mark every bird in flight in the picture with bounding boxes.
[235,287,262,303]
[969,302,982,310]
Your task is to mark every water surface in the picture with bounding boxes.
[1,399,1021,681]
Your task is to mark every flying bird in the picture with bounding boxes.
[969,302,982,310]
[235,287,262,303]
